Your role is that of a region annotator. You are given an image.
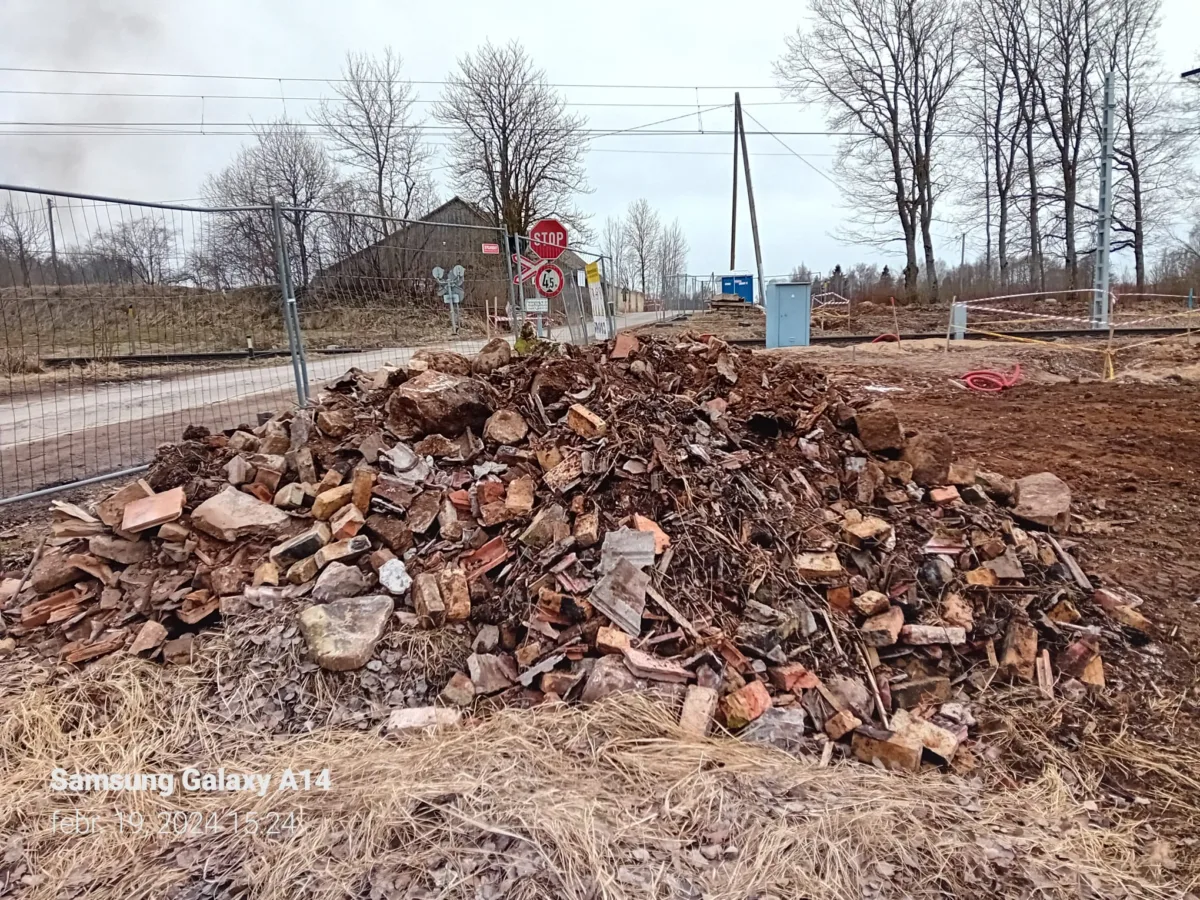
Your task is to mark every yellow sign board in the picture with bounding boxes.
[585,261,601,285]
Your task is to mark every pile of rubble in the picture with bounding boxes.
[0,333,1154,771]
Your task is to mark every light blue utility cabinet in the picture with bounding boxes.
[765,281,812,348]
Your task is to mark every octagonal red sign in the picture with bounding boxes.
[529,218,568,260]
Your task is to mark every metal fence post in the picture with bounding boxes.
[502,226,517,334]
[598,255,616,338]
[574,274,591,344]
[271,197,308,407]
[513,233,527,336]
[283,242,311,403]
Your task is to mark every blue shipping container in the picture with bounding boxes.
[720,275,754,303]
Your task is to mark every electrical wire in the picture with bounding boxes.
[739,108,843,189]
[0,64,784,90]
[0,87,797,109]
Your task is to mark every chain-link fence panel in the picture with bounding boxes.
[0,186,303,501]
[1,190,669,502]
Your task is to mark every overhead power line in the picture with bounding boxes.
[0,87,796,109]
[0,64,782,91]
[0,122,860,137]
[740,109,842,190]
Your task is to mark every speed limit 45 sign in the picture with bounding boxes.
[535,263,565,298]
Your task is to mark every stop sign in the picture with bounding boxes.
[529,218,568,260]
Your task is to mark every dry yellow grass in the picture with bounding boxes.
[1,654,1194,900]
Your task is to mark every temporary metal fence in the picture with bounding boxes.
[0,184,627,503]
[945,287,1200,379]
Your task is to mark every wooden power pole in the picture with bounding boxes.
[729,93,767,305]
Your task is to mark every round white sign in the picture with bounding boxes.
[536,263,565,298]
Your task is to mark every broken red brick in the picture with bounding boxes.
[312,484,354,520]
[929,486,960,505]
[1000,618,1038,682]
[611,332,639,359]
[120,487,185,533]
[720,680,772,729]
[826,584,853,613]
[768,663,820,692]
[330,503,365,541]
[860,605,904,647]
[851,728,922,772]
[566,403,607,439]
[438,567,471,624]
[824,709,862,740]
[351,466,376,514]
[632,514,670,554]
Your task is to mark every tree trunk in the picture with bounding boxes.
[1025,121,1044,291]
[997,189,1010,285]
[903,225,919,296]
[1063,166,1078,289]
[1132,164,1145,291]
[377,169,390,237]
[920,210,938,301]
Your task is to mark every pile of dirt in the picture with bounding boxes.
[0,333,1157,770]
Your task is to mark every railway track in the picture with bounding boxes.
[726,324,1198,347]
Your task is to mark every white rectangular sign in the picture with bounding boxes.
[525,297,549,313]
[588,283,608,339]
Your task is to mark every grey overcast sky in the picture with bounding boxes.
[1,0,1197,280]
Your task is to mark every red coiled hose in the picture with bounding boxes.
[963,364,1022,392]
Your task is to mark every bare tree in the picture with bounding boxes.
[316,48,435,228]
[1032,0,1102,289]
[90,217,176,285]
[907,0,968,300]
[657,219,689,301]
[623,199,660,299]
[186,235,234,292]
[777,0,966,299]
[315,180,387,272]
[600,215,630,288]
[965,0,1037,284]
[1009,0,1048,289]
[1094,0,1191,291]
[435,41,590,238]
[203,120,335,286]
[0,201,48,288]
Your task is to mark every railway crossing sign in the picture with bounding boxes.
[512,253,545,284]
[535,263,565,298]
[529,218,568,260]
[432,264,466,335]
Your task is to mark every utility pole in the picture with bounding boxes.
[46,198,59,286]
[729,100,740,271]
[734,93,767,306]
[1091,70,1116,329]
